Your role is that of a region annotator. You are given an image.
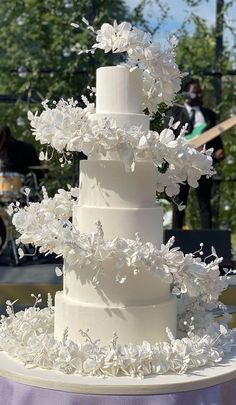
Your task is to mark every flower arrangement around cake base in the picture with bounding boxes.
[0,293,235,378]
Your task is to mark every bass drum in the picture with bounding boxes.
[0,172,23,202]
[0,209,11,254]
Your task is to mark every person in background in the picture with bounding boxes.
[164,78,224,229]
[0,125,41,175]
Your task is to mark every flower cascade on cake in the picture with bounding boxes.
[73,19,182,113]
[0,21,235,378]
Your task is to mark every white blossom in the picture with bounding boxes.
[55,267,63,277]
[12,187,79,254]
[18,248,24,259]
[28,98,95,154]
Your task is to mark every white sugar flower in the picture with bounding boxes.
[93,21,132,54]
[18,248,24,259]
[95,23,115,53]
[12,187,79,253]
[55,267,63,277]
[28,99,95,154]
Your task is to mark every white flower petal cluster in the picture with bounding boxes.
[154,128,214,196]
[94,21,134,53]
[91,21,182,113]
[0,304,235,378]
[28,98,95,153]
[12,187,79,255]
[173,254,228,304]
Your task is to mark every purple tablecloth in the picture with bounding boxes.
[0,376,235,405]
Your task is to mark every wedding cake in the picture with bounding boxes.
[3,21,234,378]
[54,66,177,345]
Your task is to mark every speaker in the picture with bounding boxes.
[164,229,232,269]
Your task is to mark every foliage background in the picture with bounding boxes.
[174,5,236,231]
[0,0,235,230]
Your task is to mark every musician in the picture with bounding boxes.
[164,78,224,229]
[0,124,41,175]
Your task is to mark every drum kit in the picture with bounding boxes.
[0,166,47,265]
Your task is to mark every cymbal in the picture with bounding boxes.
[28,165,49,170]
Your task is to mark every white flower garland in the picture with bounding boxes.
[12,190,228,307]
[73,20,182,113]
[28,98,95,154]
[11,187,79,254]
[28,100,214,197]
[0,298,235,378]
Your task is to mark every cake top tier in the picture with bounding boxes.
[96,66,143,114]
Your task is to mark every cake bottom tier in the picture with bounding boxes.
[54,292,177,345]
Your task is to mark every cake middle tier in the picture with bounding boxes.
[73,205,163,247]
[79,160,157,208]
[64,257,170,306]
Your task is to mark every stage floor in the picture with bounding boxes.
[0,263,62,314]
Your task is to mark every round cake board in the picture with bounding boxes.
[0,347,236,395]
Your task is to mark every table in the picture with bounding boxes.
[0,348,236,405]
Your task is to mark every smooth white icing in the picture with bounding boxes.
[73,206,163,246]
[96,66,143,114]
[93,66,149,131]
[79,160,157,208]
[64,259,170,306]
[91,112,149,131]
[55,291,176,345]
[54,65,177,345]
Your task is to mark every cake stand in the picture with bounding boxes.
[0,347,236,404]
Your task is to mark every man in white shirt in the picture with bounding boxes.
[164,78,224,229]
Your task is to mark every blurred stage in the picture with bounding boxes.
[0,264,62,315]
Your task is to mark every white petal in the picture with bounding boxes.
[55,267,63,277]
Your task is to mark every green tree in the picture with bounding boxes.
[0,0,129,136]
[175,16,236,231]
[0,0,130,191]
[0,0,169,192]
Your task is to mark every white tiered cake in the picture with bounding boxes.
[54,66,177,345]
[3,21,234,380]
